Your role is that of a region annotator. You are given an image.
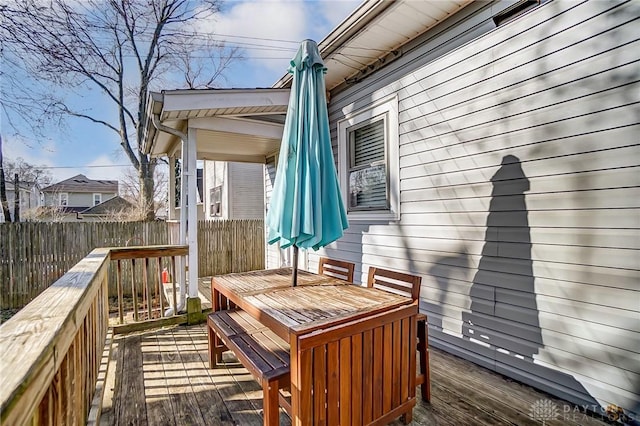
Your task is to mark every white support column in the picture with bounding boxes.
[178,140,188,310]
[168,155,177,221]
[187,126,199,298]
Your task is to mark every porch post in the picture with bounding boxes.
[186,127,199,300]
[179,139,188,311]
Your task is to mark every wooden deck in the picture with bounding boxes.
[101,323,612,426]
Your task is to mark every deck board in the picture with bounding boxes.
[115,334,148,425]
[103,323,612,426]
[143,331,175,426]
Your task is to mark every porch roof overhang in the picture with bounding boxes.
[142,0,472,161]
[144,88,290,163]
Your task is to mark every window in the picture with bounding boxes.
[338,95,399,221]
[59,193,68,206]
[348,120,388,210]
[210,186,222,217]
[93,193,102,206]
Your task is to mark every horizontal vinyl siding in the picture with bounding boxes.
[228,162,264,220]
[326,0,640,417]
[264,157,281,269]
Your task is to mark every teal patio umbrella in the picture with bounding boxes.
[266,39,349,286]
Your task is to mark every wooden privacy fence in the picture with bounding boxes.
[0,220,265,310]
[197,220,265,276]
[0,222,168,310]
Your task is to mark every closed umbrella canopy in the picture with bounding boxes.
[266,39,348,263]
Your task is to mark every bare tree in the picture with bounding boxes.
[0,151,53,222]
[2,157,53,189]
[120,165,169,220]
[1,0,238,220]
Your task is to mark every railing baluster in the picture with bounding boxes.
[144,257,152,320]
[156,257,164,317]
[131,258,138,322]
[116,260,123,324]
[171,255,178,315]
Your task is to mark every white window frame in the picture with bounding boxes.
[93,193,102,206]
[338,95,399,221]
[59,192,68,206]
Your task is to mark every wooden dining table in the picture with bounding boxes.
[211,268,418,426]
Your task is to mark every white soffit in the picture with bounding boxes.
[275,0,472,91]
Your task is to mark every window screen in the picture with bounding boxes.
[347,119,388,210]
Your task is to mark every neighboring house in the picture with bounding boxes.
[0,181,40,222]
[170,160,262,221]
[204,161,264,220]
[143,0,639,419]
[79,195,134,221]
[169,166,205,221]
[40,174,118,220]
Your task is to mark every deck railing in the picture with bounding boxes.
[109,245,188,324]
[0,244,189,425]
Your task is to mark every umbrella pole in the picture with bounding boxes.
[292,245,299,287]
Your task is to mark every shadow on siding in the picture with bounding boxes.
[451,155,599,413]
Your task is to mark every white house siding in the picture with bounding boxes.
[322,0,639,417]
[43,192,115,208]
[264,156,281,268]
[1,187,39,222]
[204,161,226,218]
[228,162,265,220]
[205,161,265,220]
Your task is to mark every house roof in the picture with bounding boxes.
[142,0,471,162]
[37,206,87,214]
[42,174,118,193]
[81,195,133,215]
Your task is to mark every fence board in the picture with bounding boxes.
[0,220,264,310]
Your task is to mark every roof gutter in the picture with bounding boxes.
[149,110,188,315]
[143,91,165,155]
[151,113,187,145]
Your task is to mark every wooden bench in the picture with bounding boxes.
[207,309,291,425]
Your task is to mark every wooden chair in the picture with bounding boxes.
[367,267,431,402]
[317,257,355,283]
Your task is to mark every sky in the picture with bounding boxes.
[2,0,361,185]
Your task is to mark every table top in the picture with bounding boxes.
[212,268,412,340]
[212,268,335,295]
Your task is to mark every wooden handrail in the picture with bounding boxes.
[0,247,111,426]
[0,244,189,425]
[109,244,188,260]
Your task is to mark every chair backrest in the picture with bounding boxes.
[318,257,355,283]
[366,267,422,301]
